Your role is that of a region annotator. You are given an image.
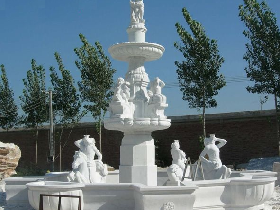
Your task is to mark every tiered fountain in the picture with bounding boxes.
[104,0,170,186]
[14,1,277,210]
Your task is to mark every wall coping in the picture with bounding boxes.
[168,109,276,123]
[0,109,276,132]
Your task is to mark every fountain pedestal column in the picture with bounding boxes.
[105,118,170,186]
[105,0,171,186]
[119,133,157,185]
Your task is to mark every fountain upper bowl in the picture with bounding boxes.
[109,42,165,62]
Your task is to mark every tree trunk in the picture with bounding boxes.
[202,90,206,138]
[60,140,62,172]
[202,105,206,138]
[99,119,102,153]
[59,128,64,172]
[274,93,280,154]
[35,128,38,165]
[61,129,73,153]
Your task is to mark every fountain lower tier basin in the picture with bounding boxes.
[108,42,165,62]
[193,176,275,210]
[27,181,84,210]
[104,118,171,133]
[27,181,197,210]
[26,172,276,210]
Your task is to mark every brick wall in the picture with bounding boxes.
[0,110,278,171]
[154,110,279,167]
[0,124,123,171]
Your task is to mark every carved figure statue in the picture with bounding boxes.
[67,151,89,183]
[112,78,130,103]
[112,78,124,102]
[122,81,130,103]
[150,77,166,98]
[110,78,133,118]
[68,135,108,184]
[166,140,187,182]
[199,134,231,180]
[147,77,168,118]
[171,140,187,171]
[167,164,183,182]
[130,0,144,24]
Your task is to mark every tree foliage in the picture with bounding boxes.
[0,64,18,131]
[50,52,83,125]
[50,52,85,170]
[239,0,280,98]
[74,34,116,150]
[20,59,48,164]
[20,59,48,127]
[239,0,280,142]
[174,7,226,137]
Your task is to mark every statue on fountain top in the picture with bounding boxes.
[68,135,108,184]
[130,0,144,24]
[199,134,231,180]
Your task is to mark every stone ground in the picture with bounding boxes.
[0,185,278,210]
[264,186,280,210]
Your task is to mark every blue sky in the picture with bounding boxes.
[0,0,280,120]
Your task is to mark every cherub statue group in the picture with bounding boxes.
[68,135,108,184]
[109,77,168,119]
[109,77,134,119]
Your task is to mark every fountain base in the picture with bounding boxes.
[119,165,157,186]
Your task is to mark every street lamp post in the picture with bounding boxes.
[48,90,55,172]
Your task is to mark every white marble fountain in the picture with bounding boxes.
[6,1,277,210]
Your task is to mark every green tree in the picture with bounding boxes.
[0,64,18,131]
[20,59,48,164]
[50,52,85,171]
[74,34,116,152]
[174,7,226,138]
[239,0,280,142]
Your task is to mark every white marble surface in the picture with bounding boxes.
[1,188,278,210]
[25,172,277,210]
[199,134,231,180]
[68,135,108,184]
[27,181,84,210]
[1,187,279,210]
[105,0,170,186]
[166,140,187,183]
[1,172,280,210]
[26,181,198,210]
